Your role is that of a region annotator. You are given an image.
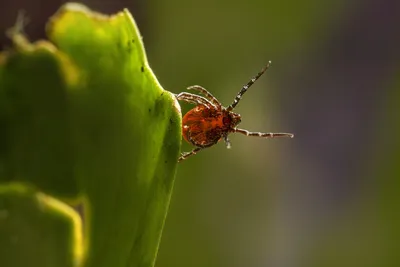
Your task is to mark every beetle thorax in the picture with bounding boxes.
[222,110,241,130]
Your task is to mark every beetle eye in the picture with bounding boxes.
[223,117,231,125]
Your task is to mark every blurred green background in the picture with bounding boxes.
[1,0,399,267]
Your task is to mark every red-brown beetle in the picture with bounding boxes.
[176,61,294,162]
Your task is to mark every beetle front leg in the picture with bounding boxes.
[175,92,216,109]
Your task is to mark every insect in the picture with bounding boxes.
[176,61,294,162]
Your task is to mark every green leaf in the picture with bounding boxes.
[0,41,78,197]
[0,182,83,267]
[0,3,182,267]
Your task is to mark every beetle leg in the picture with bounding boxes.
[187,85,221,108]
[175,92,216,109]
[223,135,232,149]
[233,128,294,138]
[178,147,203,162]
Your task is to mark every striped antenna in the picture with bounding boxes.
[226,61,271,111]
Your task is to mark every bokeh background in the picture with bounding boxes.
[1,0,400,266]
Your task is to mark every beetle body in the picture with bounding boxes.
[175,62,294,162]
[182,105,241,148]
